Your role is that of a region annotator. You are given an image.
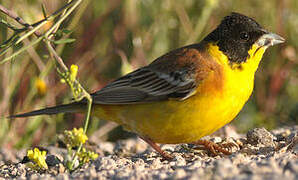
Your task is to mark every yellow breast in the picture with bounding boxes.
[93,44,266,144]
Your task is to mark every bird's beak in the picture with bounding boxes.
[257,32,285,47]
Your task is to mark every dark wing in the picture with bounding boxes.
[91,67,197,104]
[91,44,210,105]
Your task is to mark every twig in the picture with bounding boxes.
[46,41,68,71]
[0,37,43,64]
[0,18,21,32]
[0,4,41,37]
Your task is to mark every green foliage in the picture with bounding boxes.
[77,147,99,164]
[53,38,76,45]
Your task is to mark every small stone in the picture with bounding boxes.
[172,154,186,167]
[185,159,202,170]
[213,158,236,178]
[29,174,39,179]
[20,156,30,164]
[56,173,69,180]
[283,129,292,137]
[158,172,168,179]
[161,144,175,152]
[46,155,61,167]
[88,167,97,177]
[133,159,145,171]
[236,138,245,147]
[173,168,186,179]
[58,164,65,173]
[247,128,275,147]
[283,160,298,174]
[211,137,222,143]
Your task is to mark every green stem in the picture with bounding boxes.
[0,18,20,32]
[15,20,49,45]
[69,93,92,171]
[45,0,82,38]
[0,37,43,64]
[68,143,82,171]
[83,96,92,133]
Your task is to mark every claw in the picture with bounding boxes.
[220,142,239,151]
[192,139,232,156]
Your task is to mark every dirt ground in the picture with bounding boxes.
[0,126,297,180]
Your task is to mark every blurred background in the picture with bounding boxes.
[0,0,297,149]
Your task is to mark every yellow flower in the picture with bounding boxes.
[70,64,78,82]
[73,128,88,144]
[60,78,66,83]
[64,128,88,148]
[90,151,99,160]
[35,78,47,96]
[77,147,99,164]
[27,148,48,169]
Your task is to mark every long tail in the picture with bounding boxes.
[9,102,84,118]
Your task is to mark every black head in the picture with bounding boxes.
[204,12,267,63]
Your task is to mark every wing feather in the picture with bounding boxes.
[91,67,197,104]
[91,46,209,104]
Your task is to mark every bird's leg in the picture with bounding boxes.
[140,136,174,160]
[192,139,232,155]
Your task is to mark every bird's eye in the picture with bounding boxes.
[240,31,249,41]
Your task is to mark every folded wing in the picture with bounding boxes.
[91,67,197,104]
[91,45,211,104]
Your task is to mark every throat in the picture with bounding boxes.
[240,44,266,73]
[207,43,266,74]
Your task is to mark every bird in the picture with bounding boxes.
[10,12,285,160]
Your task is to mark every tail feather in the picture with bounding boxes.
[9,102,83,118]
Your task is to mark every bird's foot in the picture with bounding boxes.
[192,139,233,156]
[140,136,174,160]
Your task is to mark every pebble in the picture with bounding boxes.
[247,127,276,147]
[173,168,187,179]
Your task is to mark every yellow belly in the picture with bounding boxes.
[93,71,254,144]
[93,44,264,144]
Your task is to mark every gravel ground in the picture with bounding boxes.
[0,126,297,180]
